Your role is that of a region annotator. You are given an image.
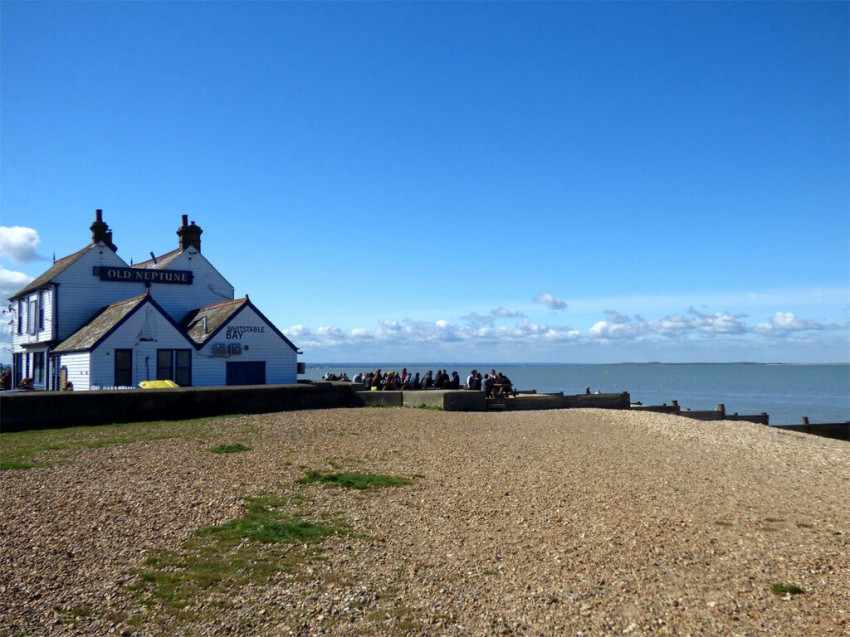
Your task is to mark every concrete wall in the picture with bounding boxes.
[355,390,404,408]
[404,390,487,411]
[0,382,353,432]
[355,390,488,411]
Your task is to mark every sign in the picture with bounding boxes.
[226,325,265,340]
[93,266,193,285]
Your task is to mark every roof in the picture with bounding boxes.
[53,293,151,353]
[181,298,248,345]
[181,297,299,352]
[9,245,94,300]
[132,248,183,270]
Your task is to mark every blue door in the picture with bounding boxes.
[226,361,266,386]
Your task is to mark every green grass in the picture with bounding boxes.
[128,493,348,616]
[771,583,805,596]
[0,416,236,470]
[209,443,250,454]
[297,470,411,490]
[0,459,34,471]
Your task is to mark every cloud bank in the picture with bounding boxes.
[287,305,847,361]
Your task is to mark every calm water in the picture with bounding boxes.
[303,363,850,426]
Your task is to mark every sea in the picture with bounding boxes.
[302,363,850,426]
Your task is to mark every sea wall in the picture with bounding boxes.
[774,422,849,441]
[0,382,352,432]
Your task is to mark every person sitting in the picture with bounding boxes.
[483,374,494,398]
[450,371,461,389]
[472,372,482,391]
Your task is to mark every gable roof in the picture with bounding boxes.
[53,292,193,353]
[181,297,299,352]
[9,244,95,301]
[182,298,248,345]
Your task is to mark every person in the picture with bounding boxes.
[353,372,363,384]
[472,371,482,391]
[384,371,398,390]
[401,368,408,384]
[483,374,494,398]
[450,371,461,389]
[423,370,434,389]
[412,372,421,389]
[466,370,476,389]
[371,369,382,390]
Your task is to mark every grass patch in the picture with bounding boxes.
[0,459,34,471]
[0,416,237,470]
[209,443,250,454]
[197,496,340,545]
[771,583,805,596]
[297,470,411,490]
[128,493,348,617]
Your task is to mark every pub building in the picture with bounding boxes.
[7,211,300,390]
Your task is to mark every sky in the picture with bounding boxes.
[1,1,848,364]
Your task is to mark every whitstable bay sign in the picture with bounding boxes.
[92,266,194,285]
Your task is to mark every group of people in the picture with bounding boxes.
[344,368,515,397]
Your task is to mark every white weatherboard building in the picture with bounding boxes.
[8,211,300,390]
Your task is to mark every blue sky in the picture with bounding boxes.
[1,1,848,363]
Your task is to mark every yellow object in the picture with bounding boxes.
[139,380,180,389]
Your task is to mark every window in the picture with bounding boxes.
[115,349,132,387]
[28,299,37,335]
[33,352,45,385]
[38,291,46,330]
[175,350,192,386]
[16,300,22,335]
[156,350,172,381]
[157,349,192,386]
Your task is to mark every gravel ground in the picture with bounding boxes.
[1,408,848,636]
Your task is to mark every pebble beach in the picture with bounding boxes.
[1,407,848,636]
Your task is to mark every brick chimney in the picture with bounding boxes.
[90,209,117,251]
[177,214,202,252]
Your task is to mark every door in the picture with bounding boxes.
[226,361,266,386]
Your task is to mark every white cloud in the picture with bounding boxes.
[283,303,850,361]
[588,310,647,341]
[533,292,568,311]
[755,311,828,335]
[0,265,34,302]
[0,227,47,264]
[461,307,526,325]
[686,307,749,335]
